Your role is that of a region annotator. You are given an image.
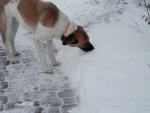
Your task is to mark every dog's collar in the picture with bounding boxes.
[63,21,78,37]
[63,22,71,37]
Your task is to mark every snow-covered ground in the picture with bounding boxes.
[70,8,150,113]
[52,1,150,113]
[1,0,150,113]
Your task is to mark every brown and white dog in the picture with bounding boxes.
[0,0,94,73]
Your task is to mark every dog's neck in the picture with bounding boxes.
[54,11,77,40]
[63,21,77,37]
[63,22,71,36]
[61,22,77,42]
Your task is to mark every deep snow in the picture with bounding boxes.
[70,11,150,113]
[1,0,150,113]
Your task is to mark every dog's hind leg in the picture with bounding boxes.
[5,9,19,64]
[47,40,61,66]
[10,17,20,57]
[0,25,6,44]
[0,12,7,44]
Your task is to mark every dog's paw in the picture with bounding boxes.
[13,52,21,57]
[52,61,61,66]
[9,58,19,64]
[5,60,10,65]
[45,69,54,74]
[5,59,19,65]
[5,58,19,65]
[42,67,54,74]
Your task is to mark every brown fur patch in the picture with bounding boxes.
[61,26,90,46]
[17,0,39,28]
[74,27,89,44]
[0,0,10,43]
[38,1,59,27]
[18,0,59,28]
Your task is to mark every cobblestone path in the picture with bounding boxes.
[0,28,79,113]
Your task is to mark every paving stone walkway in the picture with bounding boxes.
[0,27,79,113]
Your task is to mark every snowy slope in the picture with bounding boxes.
[1,0,150,113]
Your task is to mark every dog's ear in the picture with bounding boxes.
[78,26,84,30]
[61,34,74,45]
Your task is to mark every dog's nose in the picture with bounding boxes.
[81,43,94,52]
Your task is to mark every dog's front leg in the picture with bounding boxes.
[34,39,53,74]
[47,40,61,66]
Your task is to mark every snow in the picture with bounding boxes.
[71,16,150,113]
[56,2,150,113]
[1,0,150,113]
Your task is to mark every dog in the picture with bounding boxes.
[0,0,94,74]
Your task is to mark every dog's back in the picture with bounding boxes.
[0,0,59,43]
[17,0,59,28]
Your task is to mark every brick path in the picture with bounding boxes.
[0,28,79,113]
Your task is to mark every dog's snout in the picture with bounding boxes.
[81,43,94,52]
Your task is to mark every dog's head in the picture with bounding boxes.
[61,26,94,52]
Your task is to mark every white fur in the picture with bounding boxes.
[4,1,76,73]
[64,21,78,37]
